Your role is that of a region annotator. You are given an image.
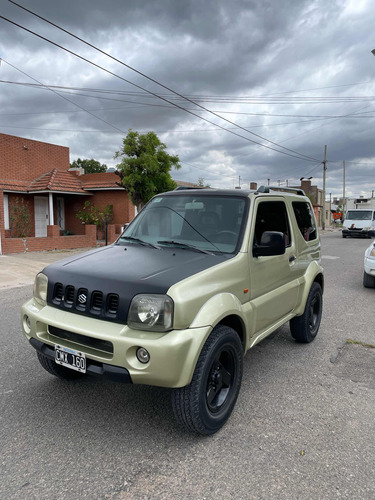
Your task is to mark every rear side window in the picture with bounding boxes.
[292,202,317,241]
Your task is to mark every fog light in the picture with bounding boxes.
[136,347,150,364]
[25,315,31,330]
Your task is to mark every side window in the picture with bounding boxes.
[254,201,291,247]
[292,202,317,241]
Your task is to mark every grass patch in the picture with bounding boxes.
[346,339,375,349]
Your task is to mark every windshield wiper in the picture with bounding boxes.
[157,240,214,255]
[119,236,159,249]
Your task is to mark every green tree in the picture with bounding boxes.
[197,177,211,188]
[70,158,107,174]
[114,130,181,211]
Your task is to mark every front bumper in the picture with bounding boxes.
[342,228,370,237]
[364,257,375,277]
[21,299,212,388]
[29,338,132,382]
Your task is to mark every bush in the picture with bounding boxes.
[76,201,113,230]
[9,197,32,238]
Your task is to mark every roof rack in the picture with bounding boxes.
[256,185,305,196]
[174,186,204,191]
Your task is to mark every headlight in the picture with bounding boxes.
[363,227,370,231]
[128,294,173,331]
[370,247,375,258]
[33,273,48,306]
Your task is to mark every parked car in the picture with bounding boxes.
[342,209,375,238]
[21,186,324,435]
[364,231,375,288]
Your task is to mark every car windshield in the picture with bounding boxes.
[118,193,248,254]
[346,210,373,221]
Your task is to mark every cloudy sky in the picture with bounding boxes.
[1,0,375,198]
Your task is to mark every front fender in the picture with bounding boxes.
[189,292,248,331]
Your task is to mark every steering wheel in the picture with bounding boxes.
[216,230,237,244]
[217,231,237,237]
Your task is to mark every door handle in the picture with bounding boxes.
[289,255,296,263]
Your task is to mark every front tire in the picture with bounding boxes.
[363,271,375,288]
[172,325,243,435]
[290,282,322,343]
[37,352,84,380]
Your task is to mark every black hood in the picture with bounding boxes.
[44,244,226,323]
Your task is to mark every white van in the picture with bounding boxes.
[342,209,375,238]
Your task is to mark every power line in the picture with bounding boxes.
[1,59,127,134]
[3,80,375,116]
[1,6,320,163]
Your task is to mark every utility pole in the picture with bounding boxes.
[322,145,327,230]
[343,160,346,219]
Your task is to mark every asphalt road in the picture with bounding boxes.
[1,232,374,500]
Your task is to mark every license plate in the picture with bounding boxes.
[55,345,86,373]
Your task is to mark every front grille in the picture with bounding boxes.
[48,325,113,354]
[51,284,120,320]
[65,285,75,304]
[107,294,119,314]
[91,291,103,311]
[54,283,63,300]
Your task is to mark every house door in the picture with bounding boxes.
[34,197,49,237]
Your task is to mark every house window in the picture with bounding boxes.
[3,194,9,230]
[56,197,65,230]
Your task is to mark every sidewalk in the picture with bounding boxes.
[0,248,92,290]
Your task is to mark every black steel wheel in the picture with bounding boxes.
[290,282,322,343]
[172,325,243,435]
[37,352,84,380]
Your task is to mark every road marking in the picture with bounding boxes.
[322,255,340,260]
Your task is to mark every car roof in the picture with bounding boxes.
[159,185,306,199]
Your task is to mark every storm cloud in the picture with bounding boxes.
[1,0,375,197]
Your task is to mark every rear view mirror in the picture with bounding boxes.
[253,231,286,257]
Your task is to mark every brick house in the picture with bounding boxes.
[0,133,135,254]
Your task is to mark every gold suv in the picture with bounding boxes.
[22,186,324,435]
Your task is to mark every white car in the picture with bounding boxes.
[364,237,375,288]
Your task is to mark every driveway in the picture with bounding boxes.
[0,248,91,289]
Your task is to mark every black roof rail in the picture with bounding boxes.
[174,186,204,191]
[256,185,305,196]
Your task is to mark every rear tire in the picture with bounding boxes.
[290,283,322,343]
[37,352,84,380]
[363,271,375,288]
[171,325,243,435]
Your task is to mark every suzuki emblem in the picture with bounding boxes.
[78,293,87,304]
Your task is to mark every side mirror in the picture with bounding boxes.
[253,231,286,257]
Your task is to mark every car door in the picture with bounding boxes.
[249,197,300,334]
